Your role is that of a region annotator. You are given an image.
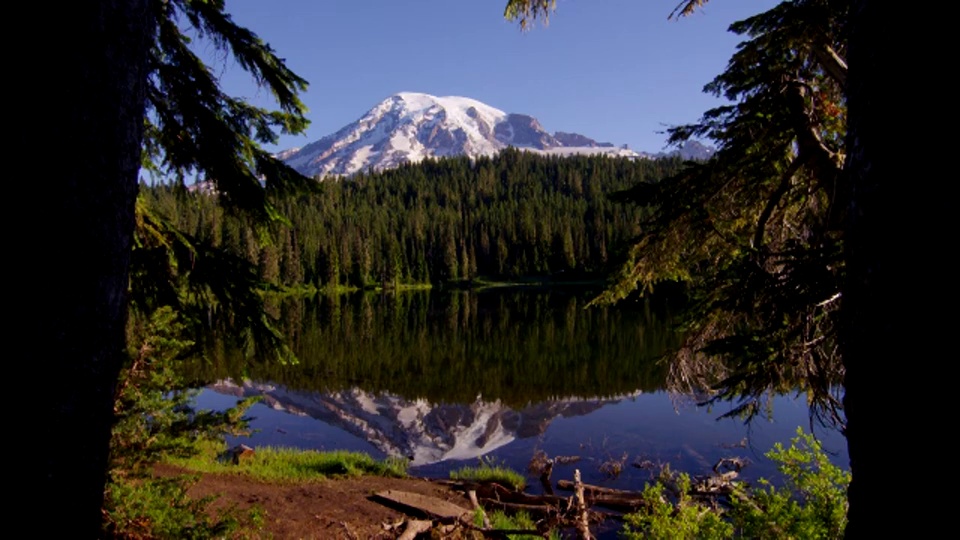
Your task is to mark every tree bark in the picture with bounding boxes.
[22,1,153,536]
[843,1,932,535]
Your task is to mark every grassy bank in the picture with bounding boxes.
[167,443,409,483]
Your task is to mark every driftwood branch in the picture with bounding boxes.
[468,490,491,529]
[753,156,804,252]
[557,481,639,497]
[477,482,567,508]
[556,480,650,512]
[573,469,592,540]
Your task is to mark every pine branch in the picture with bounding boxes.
[753,156,805,252]
[814,44,848,89]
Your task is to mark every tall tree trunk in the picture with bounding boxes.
[844,1,929,535]
[23,2,153,536]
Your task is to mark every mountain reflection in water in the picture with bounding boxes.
[188,289,848,491]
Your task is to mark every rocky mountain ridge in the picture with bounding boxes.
[279,92,711,178]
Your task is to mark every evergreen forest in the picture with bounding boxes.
[143,149,687,290]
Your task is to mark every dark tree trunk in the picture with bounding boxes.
[22,1,153,536]
[843,1,930,535]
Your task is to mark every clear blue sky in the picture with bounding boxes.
[207,0,779,155]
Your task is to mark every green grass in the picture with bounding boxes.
[450,463,526,491]
[474,510,560,540]
[169,444,409,482]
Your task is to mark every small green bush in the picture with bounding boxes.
[104,307,259,538]
[622,474,733,540]
[730,427,850,538]
[103,475,245,539]
[621,427,849,539]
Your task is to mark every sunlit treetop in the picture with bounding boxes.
[503,0,710,28]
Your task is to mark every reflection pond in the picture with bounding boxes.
[187,288,848,491]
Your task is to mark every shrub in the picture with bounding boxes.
[622,473,733,540]
[730,427,850,538]
[103,307,258,538]
[621,427,849,539]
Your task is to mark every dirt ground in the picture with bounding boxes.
[155,464,480,539]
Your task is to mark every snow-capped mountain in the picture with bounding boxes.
[279,92,643,178]
[659,140,716,161]
[209,379,638,466]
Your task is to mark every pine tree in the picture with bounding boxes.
[598,0,848,428]
[501,0,925,532]
[22,1,311,535]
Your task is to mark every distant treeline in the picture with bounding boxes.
[143,149,685,289]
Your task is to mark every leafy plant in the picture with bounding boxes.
[103,475,245,539]
[103,307,260,538]
[110,307,259,477]
[621,427,849,540]
[730,427,850,538]
[622,473,733,540]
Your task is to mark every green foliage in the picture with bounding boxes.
[111,307,258,477]
[104,307,261,538]
[131,0,319,373]
[589,0,849,431]
[730,427,850,538]
[474,509,559,540]
[491,509,531,530]
[621,427,849,540]
[450,459,527,491]
[491,510,556,539]
[503,0,556,29]
[144,0,312,222]
[142,150,683,290]
[622,475,733,540]
[131,196,296,367]
[105,1,314,535]
[103,475,244,539]
[473,507,487,528]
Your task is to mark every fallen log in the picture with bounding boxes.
[556,480,639,497]
[476,482,568,507]
[556,480,651,512]
[370,490,473,521]
[478,499,561,516]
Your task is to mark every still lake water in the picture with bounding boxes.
[190,288,848,491]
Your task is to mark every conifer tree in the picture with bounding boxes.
[600,0,848,427]
[24,1,311,535]
[501,0,924,533]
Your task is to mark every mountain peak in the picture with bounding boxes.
[280,92,644,178]
[391,92,505,116]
